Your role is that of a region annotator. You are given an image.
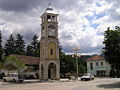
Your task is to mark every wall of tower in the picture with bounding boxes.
[39,7,60,80]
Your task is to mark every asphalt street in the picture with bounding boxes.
[0,78,120,90]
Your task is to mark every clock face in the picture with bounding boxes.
[48,28,55,36]
[48,25,56,36]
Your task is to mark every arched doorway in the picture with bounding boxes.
[48,63,56,80]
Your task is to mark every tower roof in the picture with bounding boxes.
[44,4,58,14]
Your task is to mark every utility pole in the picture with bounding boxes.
[72,48,80,79]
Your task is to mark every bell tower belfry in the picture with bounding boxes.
[39,5,60,80]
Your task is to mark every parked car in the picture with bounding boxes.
[0,73,5,79]
[24,75,35,79]
[68,76,76,80]
[81,73,94,81]
[3,73,24,82]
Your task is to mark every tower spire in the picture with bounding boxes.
[48,0,51,7]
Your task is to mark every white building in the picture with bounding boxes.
[86,55,111,77]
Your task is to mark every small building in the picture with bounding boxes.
[11,55,39,79]
[0,55,39,79]
[86,55,111,77]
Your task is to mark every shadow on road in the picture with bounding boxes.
[2,79,74,85]
[2,80,41,85]
[97,82,120,89]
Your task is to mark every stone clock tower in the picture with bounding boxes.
[39,5,60,80]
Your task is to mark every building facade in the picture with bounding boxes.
[39,6,60,80]
[87,55,111,77]
[0,54,39,79]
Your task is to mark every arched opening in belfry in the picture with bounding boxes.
[41,64,44,79]
[48,63,56,80]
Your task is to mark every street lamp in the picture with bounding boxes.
[72,48,80,79]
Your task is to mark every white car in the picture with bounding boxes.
[81,73,94,81]
[3,73,24,83]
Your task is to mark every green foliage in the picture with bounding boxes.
[5,34,15,56]
[4,56,26,70]
[31,35,38,50]
[14,34,25,55]
[0,30,2,49]
[103,26,120,77]
[26,44,33,56]
[0,30,3,60]
[60,47,86,77]
[5,34,25,56]
[26,35,40,57]
[0,62,4,69]
[78,57,86,74]
[60,54,76,75]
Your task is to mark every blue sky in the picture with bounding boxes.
[0,0,120,55]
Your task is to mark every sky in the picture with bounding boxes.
[0,0,120,55]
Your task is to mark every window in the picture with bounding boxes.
[100,62,103,66]
[47,15,51,22]
[50,49,53,55]
[90,62,93,70]
[52,16,55,22]
[96,62,99,66]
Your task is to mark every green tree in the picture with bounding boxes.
[5,34,15,56]
[78,56,86,74]
[60,46,86,78]
[26,35,40,57]
[26,44,33,56]
[59,47,76,77]
[103,26,120,77]
[31,35,40,57]
[15,34,25,55]
[0,30,2,60]
[0,62,4,69]
[60,54,76,77]
[4,56,26,71]
[36,41,40,57]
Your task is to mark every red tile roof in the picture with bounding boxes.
[86,55,105,61]
[10,54,39,65]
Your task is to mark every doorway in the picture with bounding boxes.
[48,63,56,80]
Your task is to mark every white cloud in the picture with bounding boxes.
[0,0,120,55]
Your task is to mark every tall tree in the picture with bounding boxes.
[26,44,33,56]
[5,34,15,56]
[59,47,76,77]
[0,30,2,60]
[14,34,25,55]
[35,40,40,57]
[60,54,76,77]
[60,46,87,78]
[26,35,40,57]
[31,35,38,50]
[103,26,120,77]
[31,35,39,57]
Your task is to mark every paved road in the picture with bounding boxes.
[0,78,120,90]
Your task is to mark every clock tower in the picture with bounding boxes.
[39,5,60,80]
